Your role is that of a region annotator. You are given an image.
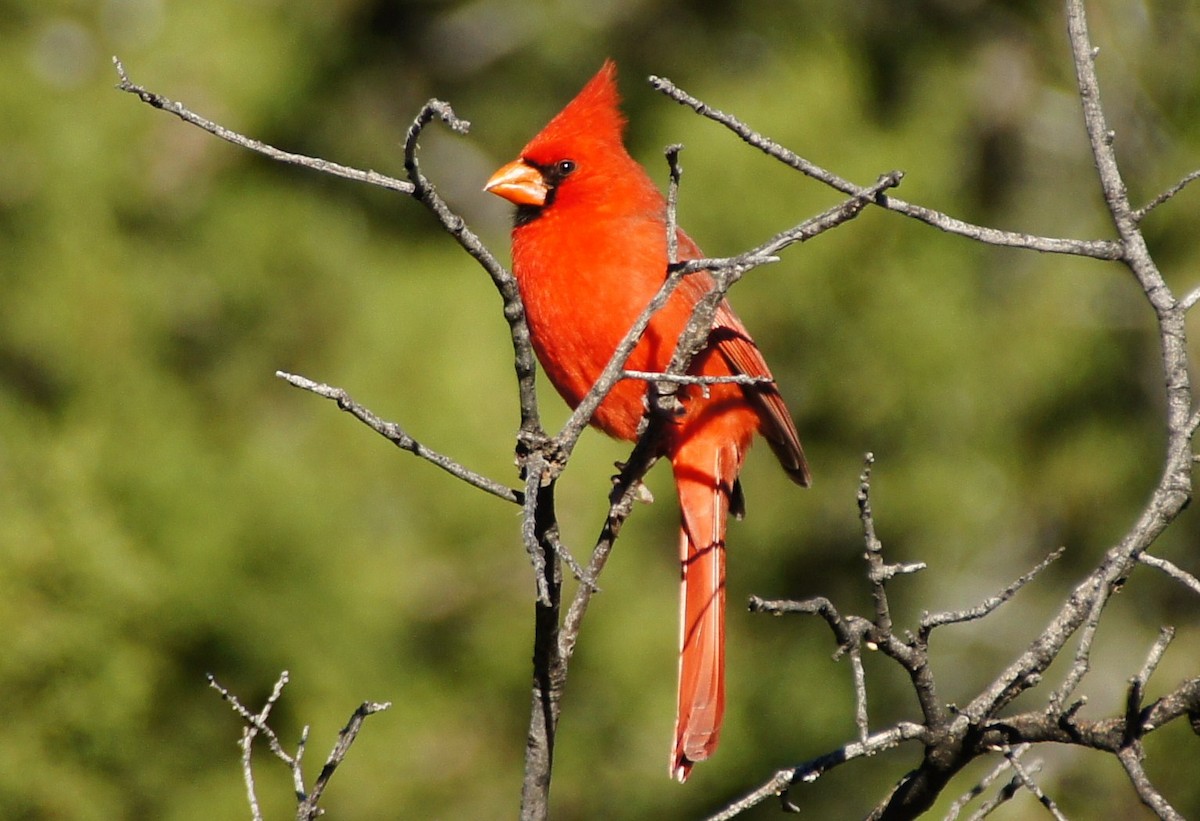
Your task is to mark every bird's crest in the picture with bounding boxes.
[520,59,627,163]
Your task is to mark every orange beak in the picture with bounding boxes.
[484,159,548,207]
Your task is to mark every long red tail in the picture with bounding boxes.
[670,440,737,782]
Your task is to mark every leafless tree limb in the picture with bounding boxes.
[942,744,1031,821]
[920,548,1065,637]
[1136,168,1200,221]
[1118,746,1185,821]
[706,723,930,821]
[275,370,521,504]
[207,672,390,821]
[300,699,392,819]
[113,57,415,196]
[1001,746,1066,821]
[1138,552,1200,597]
[647,76,1122,260]
[621,370,774,388]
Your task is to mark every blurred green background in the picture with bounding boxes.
[2,0,1199,818]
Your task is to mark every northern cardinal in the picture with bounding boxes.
[485,61,809,782]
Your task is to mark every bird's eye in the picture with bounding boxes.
[555,160,576,177]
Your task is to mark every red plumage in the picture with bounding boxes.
[486,60,809,781]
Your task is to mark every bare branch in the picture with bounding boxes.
[648,73,1123,260]
[521,457,553,607]
[396,100,542,436]
[943,744,1031,821]
[665,143,683,264]
[1139,552,1200,596]
[621,370,774,388]
[1047,578,1111,715]
[748,594,865,654]
[518,451,595,601]
[1136,168,1200,221]
[1130,627,1176,713]
[276,370,520,504]
[239,726,263,821]
[208,672,295,767]
[113,57,415,195]
[963,769,1036,821]
[1001,746,1067,821]
[707,723,929,820]
[550,261,690,459]
[1141,676,1200,735]
[857,454,905,636]
[547,528,595,591]
[850,645,870,744]
[209,671,390,821]
[299,700,393,820]
[558,444,662,662]
[920,548,1065,638]
[1178,286,1200,313]
[119,5,1200,812]
[1117,745,1185,821]
[556,169,900,466]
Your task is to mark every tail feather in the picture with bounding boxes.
[670,443,735,782]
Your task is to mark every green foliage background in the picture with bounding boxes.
[2,0,1198,817]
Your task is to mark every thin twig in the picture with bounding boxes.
[706,723,929,820]
[210,672,389,820]
[964,767,1037,821]
[858,454,895,635]
[1001,746,1067,820]
[113,57,415,194]
[1046,577,1110,714]
[622,370,774,387]
[943,744,1031,821]
[114,57,541,438]
[396,99,542,434]
[522,457,552,606]
[749,594,860,651]
[1136,168,1200,221]
[240,727,263,821]
[647,72,1123,260]
[1131,627,1176,710]
[1117,745,1185,821]
[665,144,683,264]
[300,700,393,819]
[850,646,870,744]
[546,528,596,591]
[1178,286,1200,313]
[276,371,521,504]
[208,672,295,766]
[1138,552,1200,596]
[920,548,1066,638]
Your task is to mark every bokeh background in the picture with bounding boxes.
[3,0,1199,818]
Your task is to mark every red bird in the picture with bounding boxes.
[485,61,809,781]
